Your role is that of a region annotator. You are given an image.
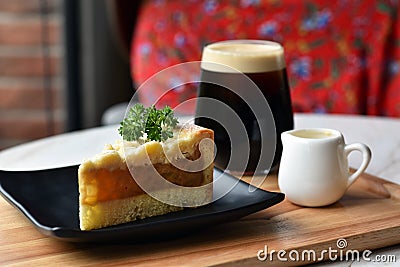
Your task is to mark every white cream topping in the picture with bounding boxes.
[80,125,204,171]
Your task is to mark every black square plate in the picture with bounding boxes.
[0,166,284,242]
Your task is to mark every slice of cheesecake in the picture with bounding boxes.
[78,124,214,230]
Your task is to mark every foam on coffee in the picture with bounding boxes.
[201,40,286,73]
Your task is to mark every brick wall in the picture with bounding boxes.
[0,0,65,150]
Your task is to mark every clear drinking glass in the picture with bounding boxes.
[195,40,293,175]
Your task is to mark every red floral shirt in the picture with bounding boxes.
[131,0,400,117]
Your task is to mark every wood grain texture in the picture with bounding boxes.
[0,172,399,266]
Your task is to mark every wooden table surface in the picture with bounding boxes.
[0,170,399,266]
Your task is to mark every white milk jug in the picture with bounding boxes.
[278,128,371,207]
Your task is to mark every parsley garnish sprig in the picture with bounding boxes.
[118,104,179,142]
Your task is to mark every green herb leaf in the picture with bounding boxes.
[118,104,179,142]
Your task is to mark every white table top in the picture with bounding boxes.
[1,113,399,185]
[0,113,399,266]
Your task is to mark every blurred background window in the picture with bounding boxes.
[0,0,135,150]
[0,0,64,150]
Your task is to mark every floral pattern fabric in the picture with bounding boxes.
[131,0,400,117]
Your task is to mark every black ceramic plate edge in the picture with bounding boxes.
[0,182,55,237]
[0,166,284,243]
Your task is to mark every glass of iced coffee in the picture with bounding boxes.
[195,40,293,175]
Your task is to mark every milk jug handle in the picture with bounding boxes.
[344,143,372,187]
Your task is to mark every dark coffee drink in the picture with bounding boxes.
[195,40,293,174]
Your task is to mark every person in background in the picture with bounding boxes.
[130,0,400,117]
